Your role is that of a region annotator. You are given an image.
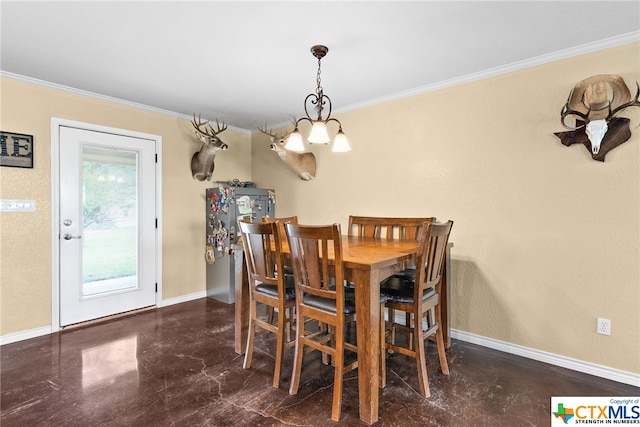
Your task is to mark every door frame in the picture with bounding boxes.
[50,118,163,331]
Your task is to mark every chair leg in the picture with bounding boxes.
[379,303,386,388]
[436,326,449,376]
[286,306,294,342]
[289,310,305,395]
[414,313,431,398]
[407,312,414,351]
[272,305,286,389]
[243,300,257,369]
[322,323,330,365]
[435,305,449,375]
[329,325,337,367]
[388,307,396,346]
[331,323,344,421]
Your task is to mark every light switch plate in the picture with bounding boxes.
[0,199,36,212]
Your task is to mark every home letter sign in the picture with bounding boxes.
[0,131,33,168]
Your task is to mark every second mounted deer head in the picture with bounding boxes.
[190,114,229,181]
[555,75,640,161]
[259,125,317,181]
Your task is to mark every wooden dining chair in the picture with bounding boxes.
[348,215,434,241]
[285,223,358,422]
[262,216,298,246]
[262,216,299,326]
[347,216,436,381]
[380,220,454,398]
[238,219,296,389]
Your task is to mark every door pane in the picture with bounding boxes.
[82,145,139,297]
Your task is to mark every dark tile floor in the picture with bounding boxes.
[1,298,638,426]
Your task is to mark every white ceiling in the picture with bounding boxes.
[2,1,639,132]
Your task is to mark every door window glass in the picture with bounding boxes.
[82,145,139,297]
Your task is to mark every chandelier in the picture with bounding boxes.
[285,45,351,153]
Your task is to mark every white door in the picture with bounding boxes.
[59,126,156,326]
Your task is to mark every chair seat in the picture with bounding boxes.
[332,284,388,304]
[380,275,435,304]
[396,268,416,279]
[273,271,295,288]
[303,294,356,315]
[256,282,295,300]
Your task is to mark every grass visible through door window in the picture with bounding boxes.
[83,227,137,282]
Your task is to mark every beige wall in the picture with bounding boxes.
[0,79,252,333]
[1,42,638,375]
[251,43,640,374]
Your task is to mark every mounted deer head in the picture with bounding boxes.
[259,125,317,181]
[555,75,640,161]
[190,114,228,181]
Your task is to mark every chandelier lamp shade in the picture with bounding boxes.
[285,45,351,153]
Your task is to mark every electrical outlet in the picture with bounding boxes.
[597,318,611,336]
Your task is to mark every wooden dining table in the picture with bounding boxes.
[233,235,453,425]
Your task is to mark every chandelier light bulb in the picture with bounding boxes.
[285,129,306,152]
[308,121,331,144]
[331,130,351,152]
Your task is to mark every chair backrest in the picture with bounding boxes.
[348,216,436,240]
[285,223,346,310]
[262,216,299,241]
[413,221,454,300]
[238,219,285,291]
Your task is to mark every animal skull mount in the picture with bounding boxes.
[555,75,639,161]
[259,126,317,181]
[190,114,228,181]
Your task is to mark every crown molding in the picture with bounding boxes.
[335,31,640,116]
[0,71,252,134]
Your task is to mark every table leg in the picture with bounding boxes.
[353,269,380,425]
[234,249,249,354]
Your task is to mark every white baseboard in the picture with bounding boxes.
[451,329,640,388]
[0,326,52,346]
[4,300,638,388]
[0,291,207,346]
[159,290,207,307]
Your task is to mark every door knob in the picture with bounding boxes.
[63,233,82,240]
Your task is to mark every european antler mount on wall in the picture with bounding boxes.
[554,75,640,161]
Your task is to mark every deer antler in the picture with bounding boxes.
[561,89,592,130]
[607,82,640,119]
[191,113,227,137]
[560,78,640,130]
[258,123,288,140]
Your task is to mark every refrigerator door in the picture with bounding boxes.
[234,188,275,236]
[205,186,275,303]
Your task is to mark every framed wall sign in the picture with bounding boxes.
[0,131,33,168]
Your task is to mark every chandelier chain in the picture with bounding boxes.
[316,57,323,95]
